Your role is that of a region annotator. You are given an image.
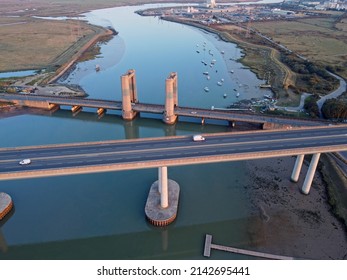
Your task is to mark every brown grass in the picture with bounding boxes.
[251,15,347,79]
[0,18,97,72]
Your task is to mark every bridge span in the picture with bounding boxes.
[0,69,330,129]
[1,126,347,192]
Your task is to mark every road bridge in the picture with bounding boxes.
[1,125,347,191]
[1,125,347,225]
[0,69,330,129]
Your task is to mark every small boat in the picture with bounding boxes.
[236,92,240,97]
[203,71,209,75]
[204,87,209,92]
[223,93,227,98]
[95,64,100,71]
[221,50,225,54]
[196,50,200,53]
[221,78,224,82]
[211,59,216,64]
[206,75,210,80]
[217,81,223,86]
[229,70,234,74]
[264,94,272,99]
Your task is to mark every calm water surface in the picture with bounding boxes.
[0,4,269,259]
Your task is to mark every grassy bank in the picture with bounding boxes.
[0,17,104,73]
[319,154,347,229]
[251,13,347,81]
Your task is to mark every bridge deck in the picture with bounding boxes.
[1,126,347,180]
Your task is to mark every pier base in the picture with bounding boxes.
[145,179,180,227]
[0,193,13,220]
[163,115,178,125]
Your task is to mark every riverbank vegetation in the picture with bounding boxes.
[322,95,347,120]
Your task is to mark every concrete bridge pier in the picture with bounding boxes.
[290,153,321,194]
[71,105,82,112]
[301,153,321,195]
[97,108,106,116]
[291,154,305,182]
[158,166,169,208]
[121,69,138,120]
[145,166,180,226]
[48,103,60,111]
[163,72,178,125]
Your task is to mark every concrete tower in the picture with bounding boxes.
[121,69,138,120]
[164,72,178,125]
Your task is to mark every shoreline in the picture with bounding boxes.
[46,28,114,84]
[245,156,347,260]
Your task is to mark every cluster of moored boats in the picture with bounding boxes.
[196,42,271,100]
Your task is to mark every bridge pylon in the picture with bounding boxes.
[163,72,178,125]
[145,167,180,226]
[121,69,138,120]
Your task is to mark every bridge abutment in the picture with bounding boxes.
[163,72,178,125]
[145,166,180,226]
[121,69,138,120]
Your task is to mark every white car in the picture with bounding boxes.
[19,159,31,165]
[192,135,205,142]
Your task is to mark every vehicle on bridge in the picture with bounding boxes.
[193,135,205,142]
[19,159,31,165]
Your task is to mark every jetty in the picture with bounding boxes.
[203,234,294,260]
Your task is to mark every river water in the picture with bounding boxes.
[0,4,271,259]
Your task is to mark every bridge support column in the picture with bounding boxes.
[291,154,305,182]
[121,69,138,120]
[163,72,178,125]
[71,105,82,113]
[48,103,60,111]
[159,166,169,208]
[97,108,106,116]
[145,166,180,226]
[301,153,321,195]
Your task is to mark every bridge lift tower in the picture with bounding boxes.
[164,72,178,125]
[121,69,138,120]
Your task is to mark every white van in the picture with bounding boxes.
[192,135,205,142]
[19,159,31,165]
